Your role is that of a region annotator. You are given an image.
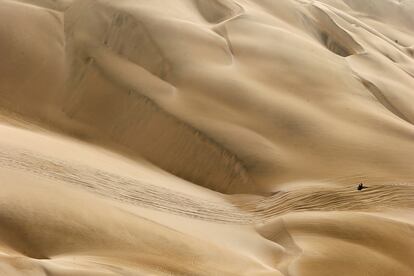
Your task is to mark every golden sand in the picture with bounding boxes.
[0,0,413,275]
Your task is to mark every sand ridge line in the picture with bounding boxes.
[0,145,253,224]
[0,146,413,224]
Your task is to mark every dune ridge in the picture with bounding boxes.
[1,144,414,224]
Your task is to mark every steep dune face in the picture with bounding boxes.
[0,0,413,275]
[2,0,414,194]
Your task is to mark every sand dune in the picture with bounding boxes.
[0,0,413,275]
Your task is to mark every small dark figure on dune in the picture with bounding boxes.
[357,183,368,191]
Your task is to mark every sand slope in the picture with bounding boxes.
[0,0,413,275]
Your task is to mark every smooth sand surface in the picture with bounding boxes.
[0,0,413,275]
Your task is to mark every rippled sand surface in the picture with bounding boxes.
[0,0,414,275]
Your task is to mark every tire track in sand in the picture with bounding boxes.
[0,146,413,224]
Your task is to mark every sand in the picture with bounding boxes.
[0,0,413,275]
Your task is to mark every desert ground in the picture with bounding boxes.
[0,0,414,275]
